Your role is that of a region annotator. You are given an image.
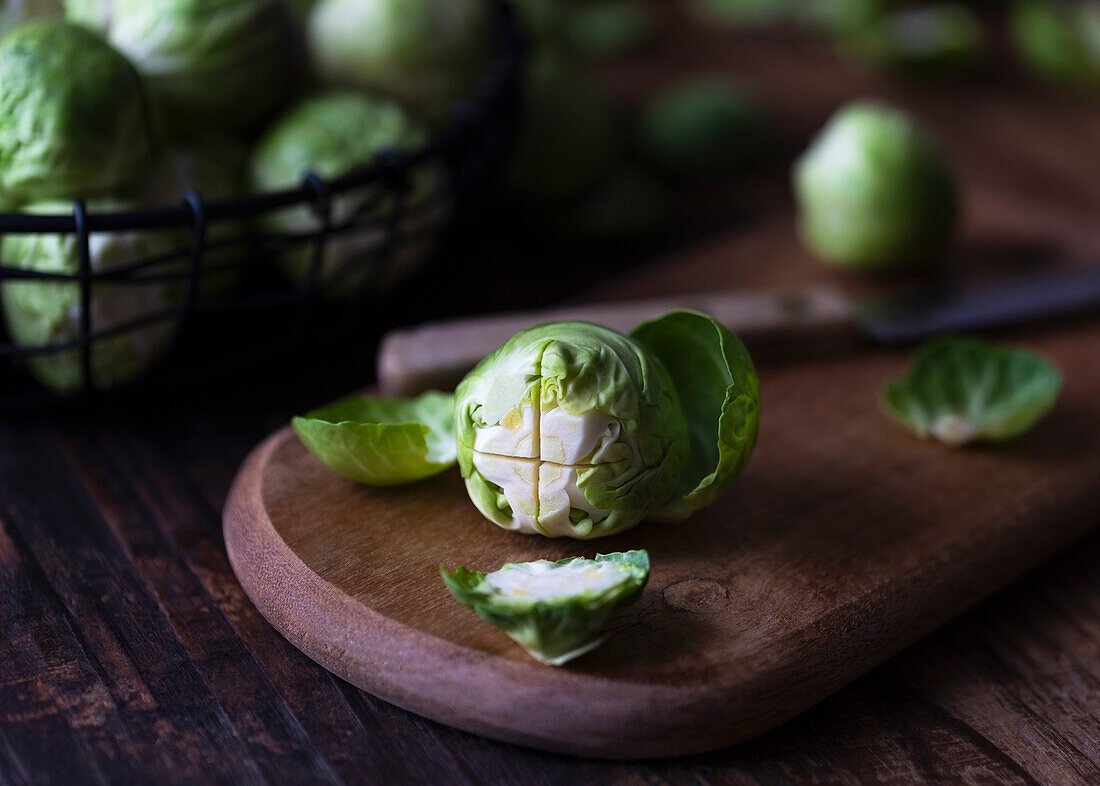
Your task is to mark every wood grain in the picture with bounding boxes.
[224,317,1100,759]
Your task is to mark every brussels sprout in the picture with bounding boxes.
[688,0,794,28]
[309,0,491,122]
[638,77,774,182]
[142,143,249,301]
[792,100,958,272]
[293,391,457,485]
[840,4,986,78]
[880,336,1062,447]
[67,0,302,137]
[502,47,617,204]
[567,1,655,59]
[1,0,62,34]
[454,311,760,538]
[250,91,440,298]
[1010,0,1100,92]
[0,200,182,393]
[441,550,649,665]
[0,20,155,205]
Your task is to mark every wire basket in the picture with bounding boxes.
[0,0,523,409]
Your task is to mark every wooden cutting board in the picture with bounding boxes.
[223,315,1100,759]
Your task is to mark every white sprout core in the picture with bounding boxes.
[469,403,642,536]
[485,559,633,601]
[930,414,980,447]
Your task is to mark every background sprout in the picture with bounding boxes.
[567,1,656,60]
[293,391,457,485]
[308,0,492,123]
[638,77,774,182]
[441,550,650,665]
[249,90,440,298]
[687,0,795,28]
[454,320,690,539]
[0,200,182,394]
[501,46,617,204]
[68,0,303,137]
[840,4,986,78]
[792,100,958,273]
[880,336,1063,447]
[542,167,668,247]
[1010,0,1100,93]
[0,19,155,205]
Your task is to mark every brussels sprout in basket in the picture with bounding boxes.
[0,19,155,205]
[1,200,182,394]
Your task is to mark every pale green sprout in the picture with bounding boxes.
[66,0,302,136]
[792,100,958,273]
[454,311,760,539]
[309,0,492,122]
[250,91,443,299]
[0,200,181,394]
[880,337,1063,447]
[1010,0,1100,93]
[0,19,154,205]
[293,391,457,485]
[441,550,649,665]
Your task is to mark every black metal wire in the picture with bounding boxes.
[0,0,523,405]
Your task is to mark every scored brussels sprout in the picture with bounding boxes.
[293,391,457,485]
[502,47,617,204]
[840,4,986,78]
[250,91,441,298]
[567,1,656,60]
[1010,0,1100,93]
[441,550,650,665]
[792,100,958,273]
[0,19,155,205]
[881,336,1063,447]
[309,0,492,123]
[638,77,774,182]
[66,0,302,137]
[0,201,182,394]
[454,311,759,538]
[142,142,249,301]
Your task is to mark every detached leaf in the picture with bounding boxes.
[631,310,761,518]
[441,550,650,665]
[880,337,1062,446]
[292,390,456,485]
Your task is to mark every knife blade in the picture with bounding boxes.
[376,267,1100,396]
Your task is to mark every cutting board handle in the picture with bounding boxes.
[377,283,853,396]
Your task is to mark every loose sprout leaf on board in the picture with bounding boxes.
[880,336,1063,447]
[440,550,650,665]
[292,390,457,485]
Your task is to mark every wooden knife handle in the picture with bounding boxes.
[376,283,853,396]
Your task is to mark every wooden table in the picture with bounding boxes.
[3,6,1100,784]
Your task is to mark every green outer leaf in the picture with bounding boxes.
[292,391,456,486]
[879,336,1063,446]
[631,310,760,517]
[440,550,650,665]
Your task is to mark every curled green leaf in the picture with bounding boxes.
[880,337,1063,447]
[441,550,650,665]
[292,391,457,485]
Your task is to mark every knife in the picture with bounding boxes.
[376,267,1100,396]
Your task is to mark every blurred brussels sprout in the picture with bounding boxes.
[250,91,441,298]
[0,20,155,205]
[543,167,668,245]
[502,47,617,203]
[840,4,986,78]
[1010,0,1100,92]
[66,0,302,137]
[688,0,794,28]
[638,77,773,181]
[1,0,62,34]
[568,1,656,59]
[0,200,182,394]
[309,0,492,122]
[142,143,249,301]
[881,337,1063,446]
[797,0,882,34]
[792,100,958,273]
[454,311,759,538]
[509,0,567,45]
[442,550,650,665]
